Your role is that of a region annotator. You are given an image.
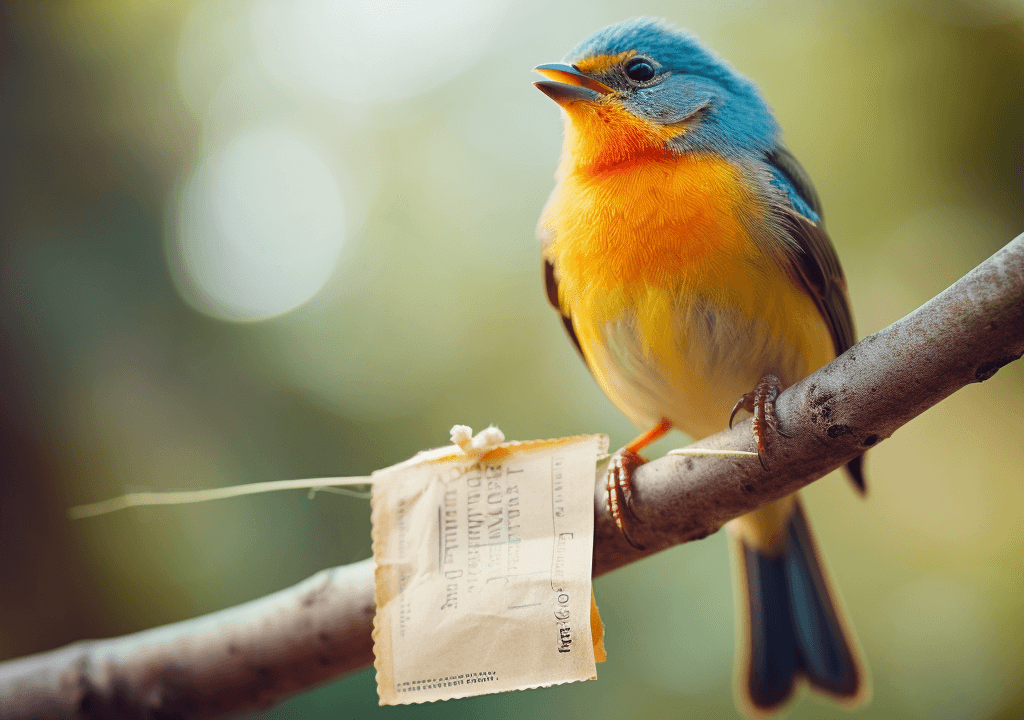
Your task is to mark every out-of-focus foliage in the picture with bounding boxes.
[1,2,1022,719]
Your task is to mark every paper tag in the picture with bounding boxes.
[371,433,607,704]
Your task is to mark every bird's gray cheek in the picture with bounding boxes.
[626,87,714,127]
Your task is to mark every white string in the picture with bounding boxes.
[69,475,374,520]
[667,447,758,457]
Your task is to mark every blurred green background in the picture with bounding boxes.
[1,1,1023,719]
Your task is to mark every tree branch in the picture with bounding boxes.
[2,234,1022,719]
[0,561,376,720]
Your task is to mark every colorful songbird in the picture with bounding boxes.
[534,18,868,716]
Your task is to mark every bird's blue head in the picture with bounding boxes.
[534,18,780,168]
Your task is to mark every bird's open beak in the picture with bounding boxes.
[533,63,613,105]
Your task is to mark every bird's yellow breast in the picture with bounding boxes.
[542,146,833,436]
[543,151,765,363]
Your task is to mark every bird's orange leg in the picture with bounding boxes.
[607,417,672,550]
[729,373,790,470]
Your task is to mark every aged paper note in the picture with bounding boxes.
[372,434,606,704]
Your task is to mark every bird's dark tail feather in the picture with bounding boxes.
[731,501,868,717]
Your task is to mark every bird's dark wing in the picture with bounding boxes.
[765,148,856,357]
[766,147,865,493]
[544,257,586,361]
[538,188,590,371]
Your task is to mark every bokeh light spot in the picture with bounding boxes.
[168,126,346,322]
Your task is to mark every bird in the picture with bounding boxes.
[533,17,868,716]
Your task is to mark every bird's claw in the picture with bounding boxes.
[731,373,787,468]
[729,393,753,429]
[606,448,646,550]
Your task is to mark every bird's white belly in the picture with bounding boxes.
[584,298,813,440]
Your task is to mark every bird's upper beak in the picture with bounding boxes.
[533,63,613,105]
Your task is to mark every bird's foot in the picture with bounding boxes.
[606,418,672,550]
[729,373,789,470]
[606,448,647,550]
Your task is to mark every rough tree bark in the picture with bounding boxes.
[1,234,1022,720]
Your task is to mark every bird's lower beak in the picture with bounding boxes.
[533,63,613,105]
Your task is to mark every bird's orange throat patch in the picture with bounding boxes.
[558,97,687,171]
[543,149,754,302]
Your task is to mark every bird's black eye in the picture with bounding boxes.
[624,57,656,82]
